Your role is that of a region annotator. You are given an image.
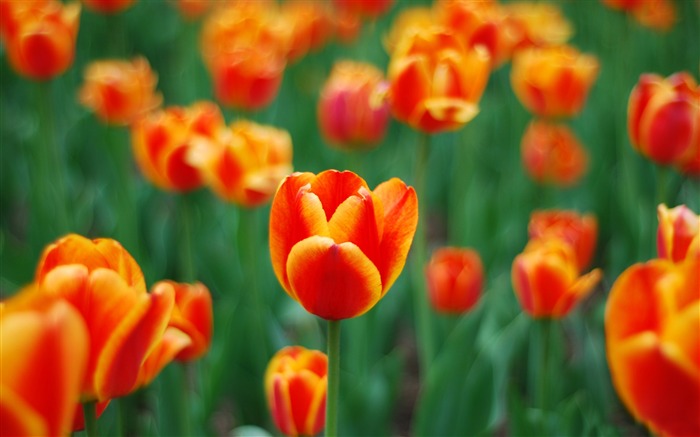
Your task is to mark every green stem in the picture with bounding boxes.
[179,194,196,282]
[179,363,194,436]
[326,320,341,437]
[82,401,98,437]
[537,319,552,433]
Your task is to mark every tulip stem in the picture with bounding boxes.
[83,401,98,437]
[179,193,196,282]
[536,319,552,432]
[326,320,341,437]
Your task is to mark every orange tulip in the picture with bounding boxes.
[0,292,88,437]
[502,2,573,50]
[82,0,135,14]
[528,209,598,271]
[131,101,225,192]
[280,0,333,63]
[333,0,393,19]
[627,72,700,167]
[317,61,390,150]
[1,0,80,80]
[269,170,418,320]
[382,6,433,55]
[512,238,602,319]
[34,234,174,401]
[520,120,589,187]
[601,0,676,32]
[164,281,213,362]
[78,56,162,126]
[425,247,484,314]
[265,346,327,437]
[388,25,490,133]
[606,258,700,437]
[657,204,700,263]
[330,8,362,45]
[189,119,293,207]
[173,0,212,20]
[511,45,599,119]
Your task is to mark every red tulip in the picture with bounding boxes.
[425,247,484,314]
[528,209,598,271]
[657,204,700,263]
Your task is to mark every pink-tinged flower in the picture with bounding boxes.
[265,346,327,437]
[528,209,598,271]
[425,247,484,314]
[657,204,700,263]
[318,61,390,150]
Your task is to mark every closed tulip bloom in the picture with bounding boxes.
[0,293,88,437]
[520,120,589,187]
[190,120,293,207]
[528,209,598,271]
[164,281,213,362]
[606,259,700,437]
[627,72,699,167]
[388,25,490,133]
[425,247,484,314]
[265,346,327,437]
[280,0,333,63]
[657,204,700,263]
[2,0,80,80]
[269,170,418,320]
[34,234,174,401]
[82,0,135,14]
[318,61,390,150]
[502,2,573,50]
[78,57,162,126]
[333,0,393,19]
[173,0,212,20]
[511,45,599,119]
[382,6,433,55]
[601,0,676,32]
[131,101,225,192]
[512,238,602,319]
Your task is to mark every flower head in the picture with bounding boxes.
[425,247,484,314]
[657,204,700,263]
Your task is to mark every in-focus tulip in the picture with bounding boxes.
[425,247,484,314]
[78,56,162,126]
[512,238,602,319]
[333,0,393,19]
[601,0,676,31]
[190,119,293,207]
[657,204,700,263]
[606,258,700,437]
[627,72,699,167]
[34,234,174,401]
[502,2,573,50]
[269,170,418,320]
[318,61,390,150]
[511,45,599,119]
[1,0,80,80]
[265,346,327,437]
[0,293,88,437]
[528,209,598,271]
[131,101,224,192]
[280,0,333,63]
[388,25,490,133]
[520,120,589,187]
[82,0,135,14]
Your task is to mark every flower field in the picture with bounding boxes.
[1,0,698,436]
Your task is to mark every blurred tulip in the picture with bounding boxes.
[512,238,602,319]
[189,119,293,207]
[131,101,224,192]
[606,258,700,437]
[657,204,700,263]
[528,209,598,271]
[425,247,484,314]
[627,72,700,167]
[334,0,393,19]
[503,2,573,50]
[331,8,362,45]
[520,120,589,187]
[1,0,80,80]
[0,293,88,437]
[318,61,390,150]
[265,346,328,437]
[280,0,334,62]
[165,281,213,362]
[388,25,490,133]
[601,0,676,31]
[173,0,212,20]
[78,56,162,126]
[34,234,174,401]
[82,0,135,14]
[511,45,599,118]
[269,170,418,320]
[382,6,434,54]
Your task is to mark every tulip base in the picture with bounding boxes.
[83,401,98,437]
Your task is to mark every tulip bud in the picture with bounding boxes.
[657,204,700,263]
[425,247,484,314]
[528,209,598,271]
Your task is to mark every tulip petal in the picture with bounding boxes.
[138,327,192,388]
[288,370,321,435]
[389,56,431,124]
[287,236,382,320]
[327,187,383,267]
[272,375,297,436]
[0,389,48,437]
[309,170,369,221]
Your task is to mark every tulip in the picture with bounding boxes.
[657,204,700,263]
[330,8,362,45]
[82,0,135,14]
[34,234,174,401]
[502,2,573,50]
[601,0,676,31]
[265,346,328,437]
[269,170,418,320]
[2,0,80,80]
[520,120,589,187]
[528,209,598,271]
[382,6,433,55]
[280,0,333,63]
[425,247,484,314]
[606,258,700,437]
[189,119,293,207]
[388,25,490,133]
[164,281,214,362]
[131,101,225,192]
[0,293,88,437]
[317,61,390,150]
[512,238,602,319]
[627,72,699,167]
[173,0,212,20]
[333,0,393,19]
[78,56,162,126]
[136,325,192,388]
[511,45,599,119]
